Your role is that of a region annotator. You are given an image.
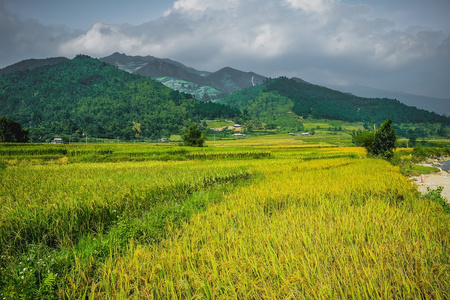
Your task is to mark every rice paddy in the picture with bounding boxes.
[0,140,449,299]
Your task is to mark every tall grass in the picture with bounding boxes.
[1,143,449,299]
[94,159,450,299]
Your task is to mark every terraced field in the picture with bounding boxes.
[0,142,449,299]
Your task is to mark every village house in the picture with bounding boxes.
[50,137,64,144]
[212,124,245,132]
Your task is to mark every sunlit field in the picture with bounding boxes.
[1,138,449,299]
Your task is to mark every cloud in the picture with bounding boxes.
[285,0,335,13]
[2,0,449,98]
[0,1,76,66]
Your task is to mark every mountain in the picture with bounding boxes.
[100,53,267,100]
[0,55,241,142]
[329,84,450,117]
[207,67,266,94]
[135,59,208,85]
[99,52,211,76]
[0,57,69,75]
[219,77,450,134]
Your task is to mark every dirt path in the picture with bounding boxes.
[410,170,450,202]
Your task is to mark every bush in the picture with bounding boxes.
[353,119,397,159]
[183,124,206,147]
[0,117,29,142]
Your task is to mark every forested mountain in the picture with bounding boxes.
[0,57,69,76]
[0,55,240,142]
[219,77,450,130]
[100,53,267,100]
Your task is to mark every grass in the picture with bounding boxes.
[95,158,450,299]
[1,141,449,299]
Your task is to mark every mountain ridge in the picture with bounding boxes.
[329,84,450,116]
[0,57,69,75]
[218,76,450,137]
[99,53,267,99]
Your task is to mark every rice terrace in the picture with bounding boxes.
[1,134,449,299]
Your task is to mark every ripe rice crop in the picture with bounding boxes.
[90,158,450,299]
[1,144,449,299]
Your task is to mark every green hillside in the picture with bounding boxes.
[0,55,240,142]
[219,77,450,136]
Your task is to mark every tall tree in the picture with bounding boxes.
[0,117,29,142]
[371,119,397,159]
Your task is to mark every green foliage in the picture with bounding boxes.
[351,130,374,148]
[0,56,240,141]
[220,77,450,132]
[422,187,450,214]
[183,124,205,147]
[353,120,397,159]
[411,146,450,162]
[0,117,29,142]
[370,119,397,159]
[0,245,58,299]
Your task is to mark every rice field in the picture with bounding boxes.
[0,141,449,299]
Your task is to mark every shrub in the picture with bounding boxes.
[183,124,206,147]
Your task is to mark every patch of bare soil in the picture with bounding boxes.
[411,170,450,202]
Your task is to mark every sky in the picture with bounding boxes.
[1,0,449,99]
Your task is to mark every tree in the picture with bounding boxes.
[371,119,397,159]
[183,124,205,147]
[353,119,397,159]
[352,130,375,149]
[0,117,29,142]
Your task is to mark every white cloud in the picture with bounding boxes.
[172,0,241,11]
[59,22,148,56]
[285,0,335,13]
[2,0,449,98]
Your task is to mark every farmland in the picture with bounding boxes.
[1,138,449,299]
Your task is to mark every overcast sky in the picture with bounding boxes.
[1,0,449,99]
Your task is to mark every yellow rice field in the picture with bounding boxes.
[1,143,449,299]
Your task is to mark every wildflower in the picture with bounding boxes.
[21,276,24,280]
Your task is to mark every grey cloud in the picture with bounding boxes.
[0,3,77,67]
[1,0,449,98]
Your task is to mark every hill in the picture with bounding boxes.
[100,53,267,100]
[0,57,69,76]
[0,55,241,142]
[330,84,450,116]
[219,77,450,135]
